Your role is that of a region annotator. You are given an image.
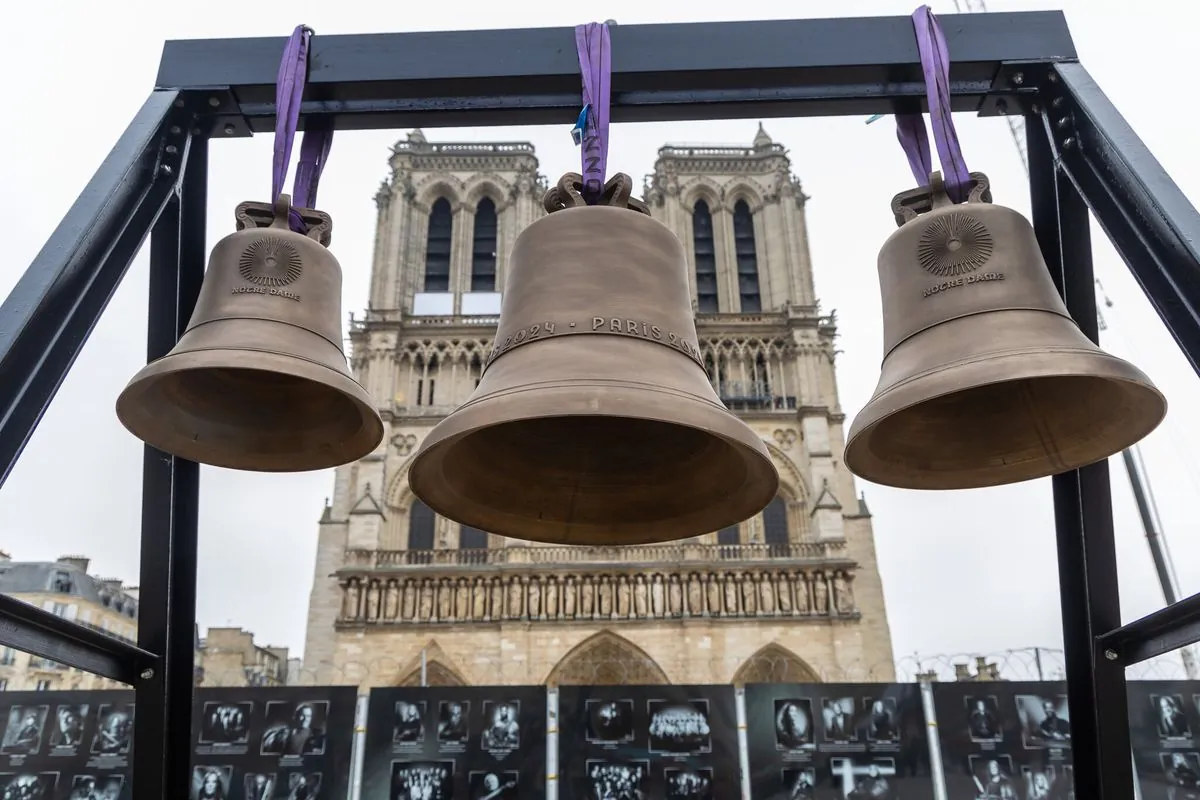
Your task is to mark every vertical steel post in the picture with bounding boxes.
[1027,115,1133,800]
[132,134,207,799]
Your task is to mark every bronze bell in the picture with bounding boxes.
[408,173,779,546]
[116,195,385,472]
[845,172,1166,491]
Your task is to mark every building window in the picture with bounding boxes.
[471,198,498,291]
[0,679,7,691]
[692,200,719,313]
[0,648,14,666]
[460,526,488,550]
[763,497,789,553]
[51,603,67,618]
[415,355,438,406]
[732,200,762,312]
[51,571,72,593]
[424,197,453,292]
[34,680,50,692]
[717,526,739,546]
[408,501,436,551]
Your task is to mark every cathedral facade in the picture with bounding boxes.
[301,126,896,689]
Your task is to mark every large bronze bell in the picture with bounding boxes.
[408,173,779,546]
[116,196,384,472]
[845,172,1166,491]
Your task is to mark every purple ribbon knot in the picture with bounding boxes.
[574,23,612,205]
[273,25,334,233]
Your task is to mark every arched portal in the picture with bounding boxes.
[399,661,466,687]
[733,644,821,685]
[545,631,670,686]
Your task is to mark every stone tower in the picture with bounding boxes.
[301,126,895,689]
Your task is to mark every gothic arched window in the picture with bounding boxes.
[717,525,739,546]
[692,200,719,313]
[733,200,762,312]
[763,496,789,552]
[471,197,498,291]
[408,501,436,551]
[460,526,488,550]
[424,198,453,292]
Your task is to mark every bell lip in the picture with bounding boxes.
[115,348,385,473]
[844,352,1168,491]
[407,386,780,546]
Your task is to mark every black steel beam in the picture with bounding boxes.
[0,90,189,489]
[1029,114,1133,800]
[1044,61,1200,380]
[155,12,1074,132]
[0,594,155,685]
[1098,592,1200,667]
[132,135,206,800]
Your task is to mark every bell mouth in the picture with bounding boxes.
[845,367,1167,491]
[116,349,384,473]
[410,410,779,547]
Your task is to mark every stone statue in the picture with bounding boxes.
[723,573,738,614]
[528,577,542,618]
[490,577,504,619]
[617,576,631,618]
[455,578,470,619]
[472,578,487,620]
[508,578,524,619]
[545,577,559,618]
[793,572,810,614]
[687,574,703,615]
[833,571,855,613]
[776,572,793,614]
[668,574,683,615]
[598,576,613,617]
[634,575,649,618]
[418,580,434,620]
[384,581,400,620]
[740,572,757,615]
[402,579,416,620]
[706,574,722,616]
[651,574,666,617]
[758,572,775,614]
[813,571,829,614]
[342,581,360,618]
[437,578,452,620]
[581,578,595,617]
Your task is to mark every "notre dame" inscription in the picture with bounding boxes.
[485,315,704,369]
[231,285,301,302]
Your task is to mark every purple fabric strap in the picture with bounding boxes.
[894,5,972,203]
[574,23,612,204]
[272,25,335,232]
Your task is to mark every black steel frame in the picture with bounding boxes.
[0,11,1195,799]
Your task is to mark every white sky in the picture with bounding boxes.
[0,0,1196,677]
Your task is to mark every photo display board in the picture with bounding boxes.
[1127,679,1200,799]
[0,689,134,800]
[361,685,546,800]
[745,682,932,799]
[931,680,1074,799]
[557,683,738,800]
[190,685,357,800]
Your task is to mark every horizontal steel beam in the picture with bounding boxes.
[155,12,1076,132]
[0,594,157,685]
[1096,591,1200,667]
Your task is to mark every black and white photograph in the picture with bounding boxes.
[821,697,857,743]
[190,765,232,800]
[393,701,426,746]
[68,774,123,800]
[781,767,818,799]
[1014,695,1072,749]
[585,759,648,800]
[830,757,897,800]
[48,704,88,750]
[0,773,56,799]
[1022,765,1067,800]
[480,701,520,751]
[243,772,275,800]
[363,687,547,800]
[647,700,712,755]
[467,769,518,799]
[964,696,1003,743]
[91,703,134,755]
[864,698,899,744]
[260,700,328,757]
[390,760,453,800]
[1,705,48,755]
[664,766,713,799]
[1158,753,1200,797]
[774,698,815,751]
[586,699,635,745]
[968,754,1018,799]
[1152,694,1192,740]
[437,702,469,746]
[199,701,252,746]
[283,771,321,800]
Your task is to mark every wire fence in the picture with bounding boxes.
[189,645,1199,689]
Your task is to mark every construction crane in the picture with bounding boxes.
[951,0,1198,679]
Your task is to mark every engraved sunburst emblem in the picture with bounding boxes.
[916,212,994,277]
[238,236,303,287]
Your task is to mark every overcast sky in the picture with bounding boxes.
[0,0,1195,679]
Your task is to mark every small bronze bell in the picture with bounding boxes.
[116,196,384,472]
[408,173,779,546]
[845,172,1166,491]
